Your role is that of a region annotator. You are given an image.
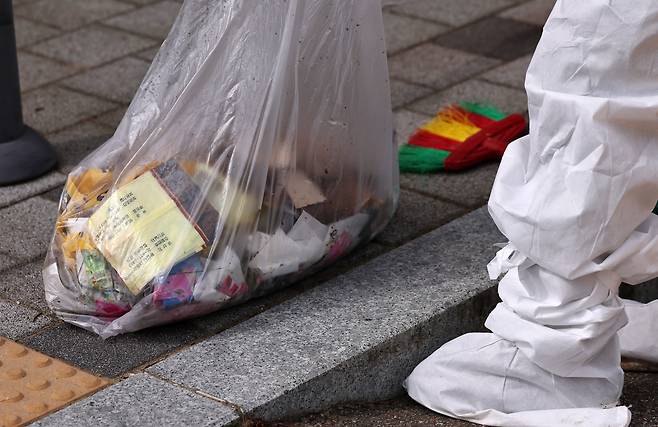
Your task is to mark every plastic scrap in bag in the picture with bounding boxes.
[43,0,398,338]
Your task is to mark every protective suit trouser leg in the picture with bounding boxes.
[405,0,658,425]
[619,299,658,363]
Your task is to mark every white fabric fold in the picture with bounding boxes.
[406,0,658,425]
[619,299,658,363]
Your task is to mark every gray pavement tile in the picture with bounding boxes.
[49,121,114,173]
[0,170,66,209]
[390,79,434,110]
[134,45,161,62]
[501,0,555,26]
[0,253,21,273]
[434,16,542,61]
[408,79,528,118]
[33,373,239,426]
[400,162,501,207]
[29,25,157,68]
[0,260,50,313]
[22,85,117,134]
[481,54,532,90]
[0,298,53,340]
[191,242,390,336]
[383,12,449,55]
[14,17,60,48]
[104,1,181,40]
[0,197,58,262]
[148,208,503,420]
[388,43,499,89]
[391,0,518,26]
[61,57,151,104]
[18,52,78,91]
[394,109,431,148]
[93,108,126,129]
[22,320,208,377]
[375,190,466,246]
[14,0,133,31]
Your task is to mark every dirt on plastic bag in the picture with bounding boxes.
[43,0,398,338]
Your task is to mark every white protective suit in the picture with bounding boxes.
[405,1,658,426]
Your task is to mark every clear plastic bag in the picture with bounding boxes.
[43,0,398,338]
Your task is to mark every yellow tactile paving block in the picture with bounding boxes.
[0,337,109,427]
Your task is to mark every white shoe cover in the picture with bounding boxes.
[619,299,658,363]
[405,334,630,427]
[405,256,630,427]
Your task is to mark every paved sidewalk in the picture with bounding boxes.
[7,0,655,426]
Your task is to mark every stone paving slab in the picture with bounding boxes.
[49,121,114,173]
[188,242,390,336]
[0,298,52,340]
[383,12,449,56]
[146,208,502,422]
[28,25,157,68]
[0,197,58,262]
[22,85,117,134]
[480,54,532,90]
[400,163,502,208]
[434,16,542,61]
[18,52,79,92]
[61,56,151,104]
[14,18,60,48]
[0,171,65,209]
[408,79,529,118]
[103,0,181,40]
[22,321,208,378]
[501,0,555,26]
[14,0,134,31]
[0,254,22,274]
[0,260,53,313]
[388,43,500,90]
[390,80,434,110]
[375,190,466,246]
[389,0,519,27]
[33,373,238,426]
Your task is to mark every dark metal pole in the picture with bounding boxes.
[0,0,56,185]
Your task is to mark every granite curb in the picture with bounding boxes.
[37,207,505,425]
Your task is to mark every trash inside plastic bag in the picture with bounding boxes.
[43,0,398,338]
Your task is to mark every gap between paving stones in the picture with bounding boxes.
[390,60,527,113]
[388,0,532,33]
[146,370,246,419]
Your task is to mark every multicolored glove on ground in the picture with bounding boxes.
[399,102,527,173]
